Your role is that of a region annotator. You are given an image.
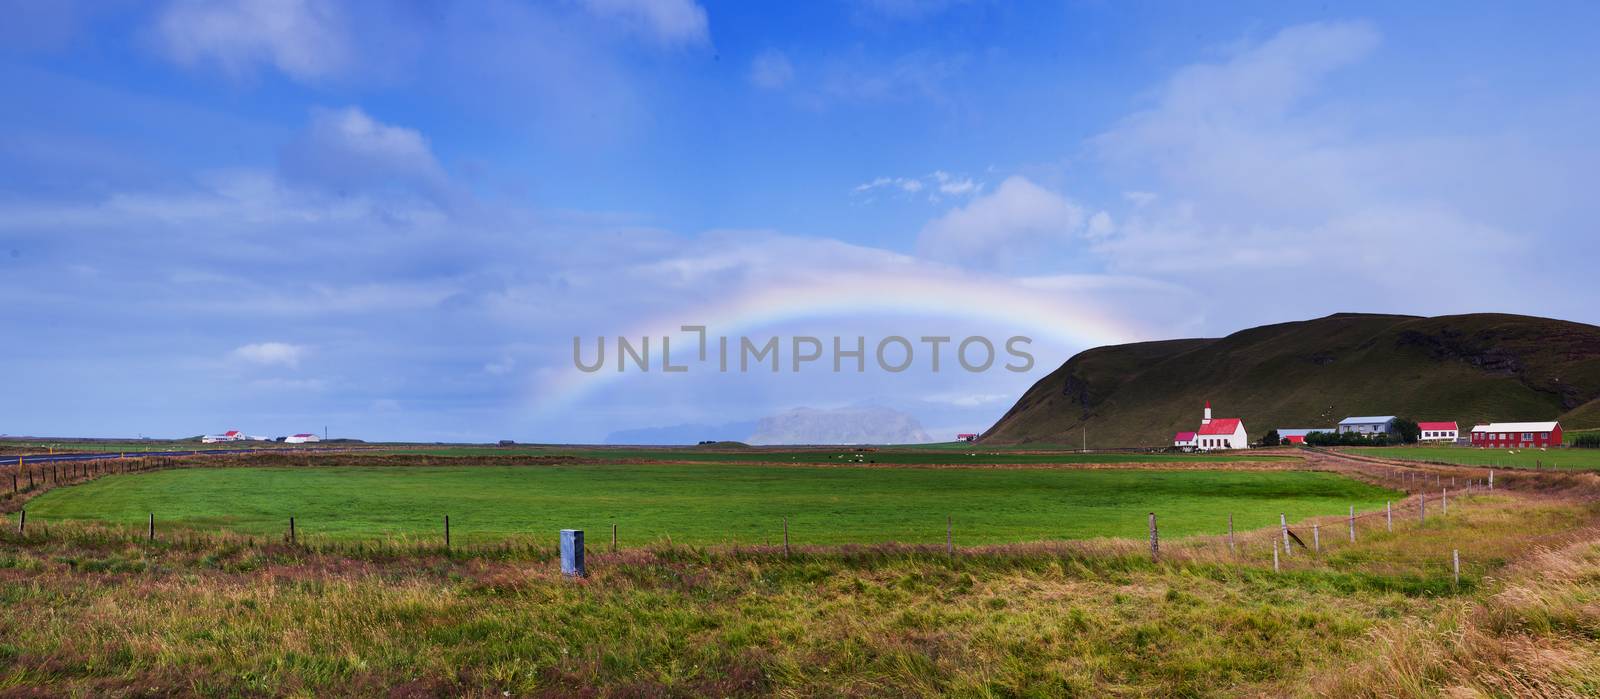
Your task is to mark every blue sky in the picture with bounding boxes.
[2,1,1597,443]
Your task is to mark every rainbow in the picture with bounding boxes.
[530,270,1152,413]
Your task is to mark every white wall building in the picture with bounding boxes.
[1192,401,1249,451]
[1418,421,1458,442]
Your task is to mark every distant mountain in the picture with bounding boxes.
[984,313,1600,447]
[748,406,934,445]
[605,421,760,446]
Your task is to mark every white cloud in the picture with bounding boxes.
[854,171,982,202]
[155,0,349,81]
[581,0,709,47]
[749,49,794,89]
[932,170,978,196]
[916,176,1086,267]
[279,107,457,206]
[232,342,307,368]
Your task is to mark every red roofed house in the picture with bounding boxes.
[1418,421,1458,443]
[1173,431,1198,451]
[956,433,979,442]
[1193,401,1249,451]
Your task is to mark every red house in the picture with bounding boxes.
[1469,421,1562,448]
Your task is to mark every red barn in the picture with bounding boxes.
[1469,421,1562,448]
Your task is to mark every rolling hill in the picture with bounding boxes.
[983,313,1600,447]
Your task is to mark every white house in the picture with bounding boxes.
[1192,401,1249,451]
[1418,421,1458,442]
[201,430,245,444]
[285,433,321,444]
[1173,431,1198,451]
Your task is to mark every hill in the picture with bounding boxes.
[983,313,1600,447]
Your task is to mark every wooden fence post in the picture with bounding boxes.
[1349,505,1356,543]
[1280,513,1291,556]
[1312,524,1320,553]
[1228,513,1235,555]
[16,509,23,535]
[1489,470,1494,490]
[1148,512,1159,563]
[783,518,790,557]
[1442,488,1448,516]
[289,516,296,545]
[1453,550,1461,588]
[1273,540,1279,572]
[444,515,451,550]
[148,512,154,541]
[1386,501,1392,532]
[946,514,954,557]
[612,523,618,553]
[1419,493,1426,523]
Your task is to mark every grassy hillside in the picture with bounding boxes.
[986,313,1600,447]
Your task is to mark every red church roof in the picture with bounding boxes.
[1417,421,1457,431]
[1173,431,1197,442]
[1197,418,1242,435]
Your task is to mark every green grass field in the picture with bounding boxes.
[379,445,1288,464]
[24,463,1395,546]
[1353,445,1600,470]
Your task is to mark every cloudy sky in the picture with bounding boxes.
[2,1,1596,442]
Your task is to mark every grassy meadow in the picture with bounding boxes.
[1354,445,1600,470]
[22,463,1393,546]
[378,445,1289,464]
[1,490,1595,696]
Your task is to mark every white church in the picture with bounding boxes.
[1173,401,1249,451]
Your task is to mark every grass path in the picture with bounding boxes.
[24,463,1396,546]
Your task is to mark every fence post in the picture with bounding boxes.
[289,516,296,545]
[560,529,586,577]
[1349,505,1356,542]
[1312,524,1320,553]
[1273,540,1280,572]
[1148,512,1158,563]
[1453,549,1461,588]
[16,509,23,534]
[1228,513,1235,555]
[783,518,790,557]
[1489,470,1494,490]
[1419,493,1426,523]
[612,523,618,553]
[1442,488,1448,516]
[946,514,954,557]
[1280,513,1291,556]
[444,515,450,550]
[148,512,154,541]
[1387,501,1392,532]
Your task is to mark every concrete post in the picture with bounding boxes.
[560,529,586,577]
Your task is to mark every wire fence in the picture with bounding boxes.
[0,452,1499,587]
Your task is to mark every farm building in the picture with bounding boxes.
[956,433,979,442]
[1470,422,1562,448]
[201,430,246,444]
[1190,401,1248,451]
[285,433,321,444]
[1418,421,1459,442]
[1338,416,1397,436]
[1275,428,1329,445]
[1173,431,1197,451]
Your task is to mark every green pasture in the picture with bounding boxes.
[1352,445,1600,470]
[25,463,1395,546]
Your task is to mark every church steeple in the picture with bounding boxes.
[1202,400,1212,425]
